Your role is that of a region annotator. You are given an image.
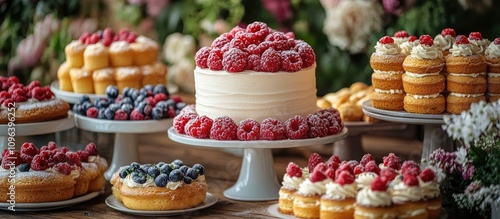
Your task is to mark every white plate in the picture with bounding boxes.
[105,193,217,216]
[0,115,75,136]
[362,100,447,120]
[74,113,172,133]
[0,191,100,212]
[167,127,348,149]
[363,109,444,125]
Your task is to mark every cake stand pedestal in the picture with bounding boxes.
[74,114,173,180]
[168,127,348,201]
[362,101,454,162]
[0,116,75,152]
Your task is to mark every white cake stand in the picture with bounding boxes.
[74,114,173,180]
[168,127,348,201]
[0,116,75,152]
[362,101,454,161]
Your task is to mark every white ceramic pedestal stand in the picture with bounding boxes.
[74,114,173,180]
[168,127,348,201]
[362,101,454,162]
[0,116,75,152]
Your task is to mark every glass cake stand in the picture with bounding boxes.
[168,127,348,201]
[362,100,454,162]
[0,115,75,152]
[74,113,173,180]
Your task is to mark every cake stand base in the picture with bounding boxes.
[223,148,280,201]
[104,133,139,180]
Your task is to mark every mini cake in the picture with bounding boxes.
[92,68,115,94]
[433,28,456,57]
[355,177,395,219]
[114,66,142,93]
[392,30,410,47]
[111,160,207,211]
[57,61,73,91]
[109,41,134,67]
[370,36,406,111]
[446,35,487,114]
[320,170,357,219]
[294,163,332,219]
[390,174,428,219]
[400,36,418,56]
[355,172,378,191]
[418,168,442,219]
[141,62,167,87]
[83,43,109,71]
[64,40,86,68]
[70,68,94,94]
[402,35,446,114]
[279,162,307,215]
[130,36,159,66]
[468,32,490,55]
[485,38,500,102]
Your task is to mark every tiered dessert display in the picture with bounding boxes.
[168,22,348,201]
[0,76,74,152]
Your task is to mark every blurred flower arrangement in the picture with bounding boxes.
[425,100,500,218]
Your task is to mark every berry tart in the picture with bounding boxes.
[0,76,70,124]
[110,160,207,211]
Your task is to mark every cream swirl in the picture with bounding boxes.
[418,178,440,199]
[400,40,419,56]
[374,42,401,55]
[485,42,500,59]
[356,187,392,207]
[297,178,331,195]
[355,172,378,190]
[324,181,357,200]
[470,39,490,55]
[434,34,455,51]
[390,182,424,204]
[449,43,474,57]
[282,174,304,190]
[393,36,409,46]
[411,44,443,59]
[123,174,156,188]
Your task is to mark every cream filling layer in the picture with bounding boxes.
[354,210,396,219]
[293,199,319,208]
[373,70,404,75]
[397,208,427,218]
[488,73,500,77]
[375,88,404,94]
[405,71,441,77]
[448,72,486,77]
[407,93,441,99]
[449,92,484,98]
[320,204,354,212]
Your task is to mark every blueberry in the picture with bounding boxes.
[108,103,121,112]
[192,164,205,175]
[121,103,134,115]
[183,176,192,184]
[139,88,148,97]
[130,162,141,170]
[160,163,173,175]
[154,173,169,187]
[156,162,166,167]
[153,84,168,95]
[172,159,184,167]
[97,108,106,119]
[140,164,153,173]
[81,101,94,113]
[95,99,110,109]
[130,89,141,100]
[143,104,153,116]
[72,104,85,115]
[104,108,115,120]
[106,85,119,99]
[134,95,146,106]
[122,87,132,98]
[151,106,165,120]
[169,169,184,182]
[120,97,134,106]
[186,168,199,180]
[144,84,154,92]
[18,163,30,172]
[164,99,176,109]
[179,165,189,174]
[79,95,91,104]
[131,171,147,184]
[119,166,131,178]
[176,102,187,111]
[147,166,161,178]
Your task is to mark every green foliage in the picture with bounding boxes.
[470,145,500,186]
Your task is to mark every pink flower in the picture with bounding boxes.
[381,0,416,16]
[128,0,145,4]
[16,34,45,67]
[262,0,293,26]
[145,0,169,17]
[320,0,341,9]
[34,14,60,41]
[68,18,98,39]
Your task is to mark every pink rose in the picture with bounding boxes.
[146,0,169,17]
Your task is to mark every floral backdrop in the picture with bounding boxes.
[1,0,499,95]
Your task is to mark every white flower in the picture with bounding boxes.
[168,58,195,93]
[163,33,196,64]
[322,0,384,54]
[455,147,468,165]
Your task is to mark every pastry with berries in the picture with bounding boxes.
[92,68,116,95]
[109,41,134,67]
[64,40,86,68]
[81,142,109,192]
[0,76,70,124]
[378,153,402,171]
[130,35,159,66]
[418,168,442,219]
[392,30,410,47]
[402,35,446,114]
[389,174,428,219]
[446,35,487,114]
[400,36,418,56]
[278,162,308,215]
[354,177,396,219]
[370,36,406,111]
[320,170,357,219]
[114,66,142,92]
[433,28,456,57]
[468,32,490,55]
[110,160,207,210]
[486,38,500,102]
[70,68,95,94]
[84,42,109,71]
[293,162,332,219]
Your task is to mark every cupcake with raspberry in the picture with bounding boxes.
[468,32,490,55]
[485,38,500,102]
[355,176,395,219]
[379,153,402,171]
[320,170,357,219]
[418,168,442,219]
[294,162,332,219]
[389,174,428,219]
[278,162,308,215]
[400,36,419,56]
[434,28,456,57]
[392,30,410,47]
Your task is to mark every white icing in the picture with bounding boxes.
[393,36,409,46]
[405,71,441,77]
[373,70,404,75]
[374,88,404,94]
[397,208,428,218]
[390,181,424,204]
[84,43,106,56]
[488,73,500,77]
[324,181,357,200]
[282,174,304,190]
[279,190,294,200]
[449,43,474,57]
[293,199,320,208]
[489,93,500,97]
[355,172,378,190]
[374,42,401,55]
[434,34,455,51]
[320,204,354,212]
[411,44,443,59]
[297,178,331,196]
[408,93,441,99]
[486,42,500,59]
[418,177,440,199]
[470,39,490,55]
[354,210,396,219]
[66,40,86,53]
[110,41,131,53]
[356,187,392,207]
[449,92,484,98]
[400,40,419,56]
[449,72,486,77]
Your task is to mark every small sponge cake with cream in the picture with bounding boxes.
[485,38,500,102]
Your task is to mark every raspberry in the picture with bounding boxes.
[246,22,269,40]
[39,150,51,159]
[402,166,421,176]
[326,155,341,165]
[43,85,53,98]
[468,32,483,40]
[173,113,197,134]
[380,168,398,182]
[103,28,114,39]
[229,26,245,38]
[126,32,137,43]
[86,107,99,118]
[455,35,470,45]
[0,91,10,99]
[401,160,419,173]
[52,151,67,163]
[184,115,213,139]
[237,119,260,141]
[403,174,419,186]
[307,153,324,173]
[154,93,168,103]
[286,162,302,178]
[31,86,45,101]
[260,48,282,72]
[222,48,248,73]
[295,41,315,68]
[54,162,72,175]
[114,109,128,120]
[347,160,359,169]
[179,104,196,115]
[89,33,100,44]
[364,160,380,175]
[229,38,246,51]
[211,34,231,48]
[171,95,182,103]
[353,164,364,175]
[327,161,339,171]
[281,50,303,72]
[31,155,49,171]
[20,142,38,156]
[408,36,417,42]
[85,142,99,156]
[246,44,260,55]
[2,98,13,107]
[494,38,500,45]
[195,47,211,68]
[378,36,394,44]
[210,116,238,140]
[393,30,409,38]
[246,54,261,71]
[11,92,27,102]
[77,150,90,162]
[257,41,273,55]
[21,153,33,164]
[314,162,328,174]
[259,118,286,140]
[325,168,336,180]
[306,114,329,138]
[370,177,387,191]
[419,167,436,182]
[265,32,288,42]
[360,153,375,166]
[130,109,145,120]
[65,151,82,167]
[335,170,355,185]
[208,48,223,70]
[441,28,456,37]
[285,32,295,39]
[58,146,69,154]
[419,35,434,46]
[146,96,157,107]
[284,115,309,139]
[382,153,401,170]
[47,141,58,150]
[235,32,259,47]
[309,170,327,182]
[79,32,91,43]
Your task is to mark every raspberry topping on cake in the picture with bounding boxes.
[378,36,394,44]
[310,163,328,182]
[286,162,302,178]
[184,115,213,139]
[370,176,387,191]
[364,160,381,175]
[79,28,137,45]
[306,114,329,138]
[325,168,336,180]
[455,35,470,44]
[401,160,419,173]
[380,168,398,182]
[353,164,364,175]
[419,35,434,46]
[335,170,355,185]
[494,38,500,45]
[394,31,409,38]
[326,155,341,165]
[259,118,286,140]
[382,153,401,170]
[441,28,456,37]
[468,32,483,40]
[419,167,436,182]
[237,119,260,141]
[360,153,375,166]
[307,153,324,173]
[403,174,419,186]
[285,115,309,139]
[210,116,238,140]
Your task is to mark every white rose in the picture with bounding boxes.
[163,33,196,64]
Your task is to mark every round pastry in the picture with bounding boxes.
[109,41,134,67]
[371,90,405,111]
[355,177,396,219]
[392,30,410,47]
[279,162,308,215]
[92,68,115,95]
[83,43,109,71]
[70,67,94,94]
[64,40,86,68]
[141,62,167,87]
[112,160,207,211]
[402,73,445,95]
[486,38,500,101]
[446,74,487,94]
[57,61,73,91]
[371,73,404,90]
[446,93,486,114]
[468,32,490,55]
[400,36,419,56]
[404,94,446,114]
[390,175,429,219]
[445,54,487,74]
[114,66,142,93]
[130,36,159,66]
[433,28,456,57]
